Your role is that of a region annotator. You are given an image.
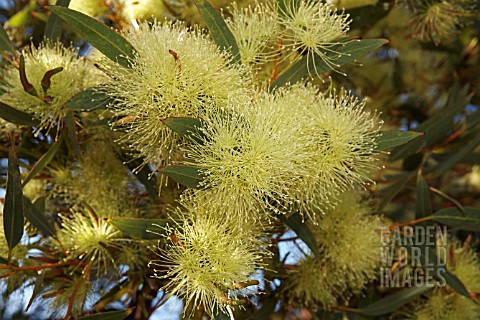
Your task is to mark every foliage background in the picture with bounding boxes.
[0,0,480,319]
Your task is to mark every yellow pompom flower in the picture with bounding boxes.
[226,2,279,65]
[288,85,382,216]
[414,240,480,320]
[0,43,104,133]
[410,0,475,45]
[182,90,312,222]
[103,22,250,169]
[68,0,110,18]
[149,198,264,317]
[279,0,351,74]
[284,191,383,306]
[123,0,174,21]
[58,207,124,276]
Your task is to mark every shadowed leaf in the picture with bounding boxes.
[4,147,24,250]
[159,165,203,188]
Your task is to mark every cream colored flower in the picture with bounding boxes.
[226,2,279,65]
[279,0,351,74]
[103,22,250,170]
[149,198,264,317]
[0,43,104,133]
[284,191,383,305]
[414,239,480,320]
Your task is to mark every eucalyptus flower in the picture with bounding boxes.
[284,84,382,216]
[123,0,174,21]
[410,0,475,45]
[279,0,351,74]
[182,90,312,222]
[0,43,104,133]
[411,239,480,319]
[103,22,250,170]
[68,0,110,19]
[284,191,383,306]
[226,2,279,65]
[149,198,265,317]
[58,207,124,276]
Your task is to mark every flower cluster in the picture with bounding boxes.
[284,191,384,306]
[103,21,250,170]
[149,198,265,316]
[0,43,104,133]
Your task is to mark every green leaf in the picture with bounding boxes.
[389,83,470,161]
[428,134,480,175]
[358,286,431,316]
[415,173,432,219]
[3,146,24,250]
[158,165,204,189]
[440,269,472,301]
[428,208,480,231]
[109,218,175,239]
[78,309,133,320]
[44,0,71,42]
[192,0,241,64]
[22,133,64,188]
[270,39,387,90]
[379,170,416,211]
[279,213,320,259]
[5,0,36,28]
[48,6,137,68]
[0,102,39,126]
[65,111,81,155]
[375,131,424,151]
[0,23,14,54]
[64,86,113,111]
[162,117,206,143]
[23,196,56,237]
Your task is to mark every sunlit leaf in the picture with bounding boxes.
[193,0,241,64]
[48,6,137,68]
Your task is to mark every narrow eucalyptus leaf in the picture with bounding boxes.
[375,131,424,151]
[108,218,174,239]
[279,213,320,259]
[22,133,64,187]
[192,0,241,64]
[0,102,39,126]
[4,147,24,250]
[270,39,387,90]
[429,208,480,231]
[359,286,431,316]
[48,6,137,68]
[158,165,204,189]
[44,0,71,42]
[78,309,134,320]
[64,86,113,111]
